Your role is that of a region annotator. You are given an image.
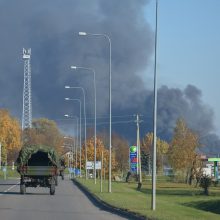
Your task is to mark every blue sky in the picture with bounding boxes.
[145,0,220,134]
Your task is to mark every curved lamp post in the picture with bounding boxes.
[78,32,112,192]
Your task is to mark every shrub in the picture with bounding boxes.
[200,175,212,195]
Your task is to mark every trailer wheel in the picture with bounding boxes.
[50,183,55,195]
[20,184,26,194]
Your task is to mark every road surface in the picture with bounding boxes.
[0,177,128,220]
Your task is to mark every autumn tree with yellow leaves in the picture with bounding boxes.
[168,118,199,183]
[0,109,22,164]
[81,136,117,176]
[142,132,169,172]
[112,133,129,175]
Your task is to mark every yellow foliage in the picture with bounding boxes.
[142,132,169,155]
[168,118,199,172]
[142,132,169,171]
[81,137,117,174]
[0,109,21,163]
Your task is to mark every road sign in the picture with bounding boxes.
[95,161,101,169]
[68,168,74,173]
[86,161,101,170]
[75,168,80,176]
[86,161,94,170]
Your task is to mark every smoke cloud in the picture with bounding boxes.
[0,0,219,153]
[112,85,218,147]
[0,0,153,117]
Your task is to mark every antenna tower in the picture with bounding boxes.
[22,48,32,130]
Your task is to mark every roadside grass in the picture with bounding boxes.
[77,178,220,220]
[0,166,20,179]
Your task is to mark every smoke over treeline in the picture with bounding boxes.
[0,0,219,153]
[110,84,220,154]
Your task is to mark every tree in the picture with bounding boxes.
[23,118,64,155]
[112,133,129,175]
[200,175,212,195]
[168,118,199,182]
[81,136,117,176]
[142,132,169,172]
[0,109,21,164]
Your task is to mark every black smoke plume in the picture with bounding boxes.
[0,0,219,153]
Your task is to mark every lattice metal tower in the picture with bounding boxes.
[22,48,32,130]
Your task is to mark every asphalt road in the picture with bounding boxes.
[0,177,128,220]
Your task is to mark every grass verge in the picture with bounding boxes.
[77,178,220,220]
[0,166,20,179]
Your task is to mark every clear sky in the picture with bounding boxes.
[145,0,220,134]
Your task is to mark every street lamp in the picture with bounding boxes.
[65,98,82,177]
[70,66,97,184]
[78,32,112,192]
[65,85,87,179]
[64,115,79,175]
[63,136,75,167]
[62,141,74,168]
[152,0,159,210]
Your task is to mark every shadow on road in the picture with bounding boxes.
[0,183,18,186]
[0,191,20,195]
[0,191,52,195]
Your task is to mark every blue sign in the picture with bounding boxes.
[68,168,75,173]
[75,168,80,176]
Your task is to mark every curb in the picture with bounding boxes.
[72,178,147,220]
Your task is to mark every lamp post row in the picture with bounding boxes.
[78,32,112,193]
[64,115,79,175]
[65,98,82,176]
[65,31,112,192]
[70,66,97,184]
[65,86,87,179]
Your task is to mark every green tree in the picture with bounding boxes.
[24,118,63,155]
[168,118,199,183]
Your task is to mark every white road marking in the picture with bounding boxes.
[0,182,20,196]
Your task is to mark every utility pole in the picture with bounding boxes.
[100,151,103,193]
[136,114,142,190]
[0,142,1,169]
